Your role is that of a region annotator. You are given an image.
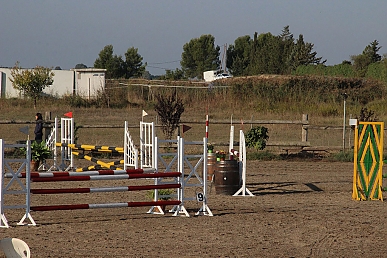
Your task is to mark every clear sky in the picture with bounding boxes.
[1,0,386,75]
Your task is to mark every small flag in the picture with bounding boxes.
[142,110,148,117]
[182,124,192,133]
[64,111,73,118]
[19,126,29,135]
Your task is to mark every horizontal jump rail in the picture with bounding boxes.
[31,183,181,194]
[31,200,181,211]
[55,143,124,153]
[31,172,182,182]
[72,151,121,170]
[6,169,144,179]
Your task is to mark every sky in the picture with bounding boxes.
[1,0,386,75]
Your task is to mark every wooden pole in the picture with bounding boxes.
[302,114,308,142]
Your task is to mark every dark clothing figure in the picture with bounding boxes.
[34,113,43,143]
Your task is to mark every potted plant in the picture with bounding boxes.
[216,150,227,161]
[23,141,51,171]
[207,143,214,153]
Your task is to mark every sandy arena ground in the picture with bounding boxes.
[2,160,387,257]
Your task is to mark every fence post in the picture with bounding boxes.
[44,111,52,142]
[302,114,309,142]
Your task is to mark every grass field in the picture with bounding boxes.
[0,98,357,159]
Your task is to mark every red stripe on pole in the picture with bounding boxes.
[21,169,144,179]
[32,176,92,182]
[32,204,90,211]
[31,172,181,182]
[31,188,91,194]
[31,200,181,211]
[30,184,181,194]
[129,172,181,179]
[206,114,209,138]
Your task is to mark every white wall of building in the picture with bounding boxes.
[0,68,106,99]
[73,69,106,99]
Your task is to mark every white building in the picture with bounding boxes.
[0,67,106,99]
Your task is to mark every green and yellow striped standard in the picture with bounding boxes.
[353,122,384,201]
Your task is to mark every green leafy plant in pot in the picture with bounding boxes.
[23,141,51,171]
[207,143,214,153]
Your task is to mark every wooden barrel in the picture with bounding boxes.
[214,160,240,195]
[207,153,217,181]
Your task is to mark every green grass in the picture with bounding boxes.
[328,150,354,162]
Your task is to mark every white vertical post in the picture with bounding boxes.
[0,139,8,228]
[151,122,155,169]
[60,118,74,171]
[70,118,74,168]
[343,95,347,151]
[233,130,253,196]
[53,117,58,169]
[229,125,234,153]
[195,136,213,216]
[124,121,128,170]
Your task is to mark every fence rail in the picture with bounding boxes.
[0,114,363,153]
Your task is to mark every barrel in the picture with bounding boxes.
[207,152,217,181]
[214,160,240,195]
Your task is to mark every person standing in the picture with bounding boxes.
[34,112,43,143]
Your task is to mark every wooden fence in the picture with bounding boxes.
[0,114,358,155]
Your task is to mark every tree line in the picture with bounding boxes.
[9,25,386,108]
[90,25,385,82]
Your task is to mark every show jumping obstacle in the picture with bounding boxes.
[0,115,213,228]
[0,148,183,227]
[27,171,181,212]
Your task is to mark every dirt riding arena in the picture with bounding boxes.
[2,160,387,257]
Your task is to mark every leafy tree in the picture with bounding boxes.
[94,45,125,79]
[288,34,326,71]
[162,68,184,80]
[94,45,146,79]
[279,25,295,74]
[341,60,352,65]
[124,47,146,78]
[154,90,184,140]
[363,40,382,63]
[142,70,152,80]
[351,40,382,77]
[75,63,88,69]
[181,34,220,79]
[10,62,54,109]
[227,26,325,76]
[279,25,293,42]
[248,32,284,74]
[351,54,372,77]
[226,35,252,76]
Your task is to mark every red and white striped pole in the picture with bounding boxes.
[205,114,209,139]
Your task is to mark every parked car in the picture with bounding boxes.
[213,73,232,80]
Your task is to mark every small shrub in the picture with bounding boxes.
[245,126,269,150]
[154,89,184,140]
